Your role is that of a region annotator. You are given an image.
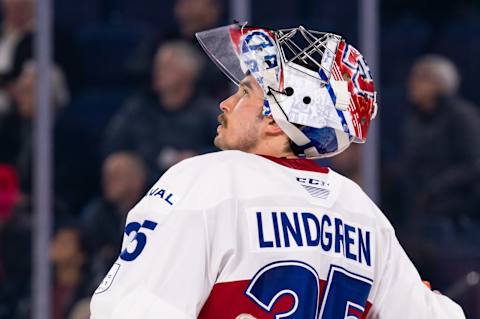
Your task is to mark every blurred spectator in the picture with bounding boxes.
[173,0,223,40]
[403,55,480,229]
[8,62,69,194]
[170,0,227,98]
[128,0,227,97]
[0,0,34,113]
[0,62,70,319]
[82,151,146,277]
[0,0,34,165]
[50,225,92,319]
[103,40,218,185]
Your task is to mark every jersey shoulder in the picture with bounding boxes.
[161,150,261,187]
[132,151,256,215]
[330,170,394,231]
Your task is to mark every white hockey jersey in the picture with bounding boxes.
[90,150,465,319]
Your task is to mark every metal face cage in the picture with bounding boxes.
[274,26,342,83]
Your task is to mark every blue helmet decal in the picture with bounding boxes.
[295,127,339,155]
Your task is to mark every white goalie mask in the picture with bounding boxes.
[196,23,378,158]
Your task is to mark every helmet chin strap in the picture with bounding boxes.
[268,102,320,158]
[266,94,310,145]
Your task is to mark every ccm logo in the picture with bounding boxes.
[296,177,329,187]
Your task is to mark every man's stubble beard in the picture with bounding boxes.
[214,117,262,153]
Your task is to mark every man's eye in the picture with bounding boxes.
[242,88,248,95]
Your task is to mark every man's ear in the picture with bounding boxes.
[264,116,284,135]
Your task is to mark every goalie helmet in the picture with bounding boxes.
[196,23,377,158]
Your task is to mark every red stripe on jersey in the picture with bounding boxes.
[198,279,372,319]
[198,279,294,319]
[349,307,364,318]
[362,301,373,319]
[259,155,329,174]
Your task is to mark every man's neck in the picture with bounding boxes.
[256,151,298,159]
[248,140,298,159]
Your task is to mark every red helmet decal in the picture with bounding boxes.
[333,41,376,141]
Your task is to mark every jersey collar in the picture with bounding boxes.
[259,154,329,174]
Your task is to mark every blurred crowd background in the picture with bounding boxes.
[0,0,479,318]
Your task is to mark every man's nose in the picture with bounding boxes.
[219,94,235,113]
